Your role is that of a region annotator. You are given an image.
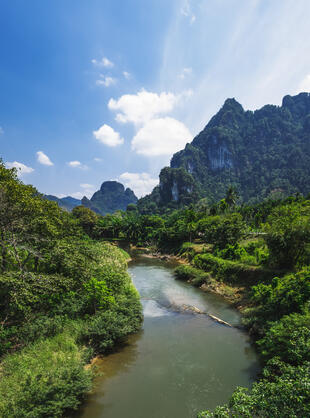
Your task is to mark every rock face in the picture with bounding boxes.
[138,92,310,211]
[82,181,138,216]
[44,195,81,211]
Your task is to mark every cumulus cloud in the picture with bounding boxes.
[96,75,116,87]
[67,161,88,170]
[123,71,131,80]
[131,117,192,156]
[108,90,180,125]
[36,151,53,166]
[6,161,34,176]
[91,57,114,68]
[119,172,158,198]
[93,124,124,147]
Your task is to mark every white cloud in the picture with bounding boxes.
[298,74,310,92]
[36,151,53,166]
[123,71,131,80]
[67,161,88,170]
[68,161,81,168]
[80,183,94,189]
[108,90,180,125]
[94,157,103,162]
[93,124,124,147]
[179,67,192,79]
[96,75,116,87]
[131,117,192,157]
[119,172,158,198]
[6,161,34,176]
[91,57,114,68]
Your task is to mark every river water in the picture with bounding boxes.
[79,255,259,418]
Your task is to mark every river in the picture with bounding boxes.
[78,255,260,418]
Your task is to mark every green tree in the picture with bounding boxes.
[72,206,98,236]
[197,213,246,249]
[263,203,310,268]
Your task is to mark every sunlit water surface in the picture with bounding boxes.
[78,256,259,418]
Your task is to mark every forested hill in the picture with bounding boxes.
[44,195,81,211]
[138,92,310,213]
[45,181,138,215]
[82,181,138,216]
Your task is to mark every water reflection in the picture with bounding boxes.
[77,332,142,417]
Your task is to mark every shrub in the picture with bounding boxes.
[199,359,310,418]
[251,268,310,320]
[214,244,247,261]
[0,333,92,418]
[174,265,210,287]
[257,312,310,366]
[197,213,246,249]
[178,242,197,260]
[193,253,274,284]
[263,203,310,268]
[81,304,142,353]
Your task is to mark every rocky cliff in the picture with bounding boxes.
[138,92,310,212]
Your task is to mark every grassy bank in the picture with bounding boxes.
[0,241,142,417]
[0,163,142,417]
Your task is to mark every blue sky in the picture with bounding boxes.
[1,0,310,198]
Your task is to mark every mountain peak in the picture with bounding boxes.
[100,181,125,194]
[83,181,137,215]
[222,97,244,112]
[282,92,310,118]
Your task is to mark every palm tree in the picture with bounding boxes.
[225,186,238,208]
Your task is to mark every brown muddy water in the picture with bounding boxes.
[78,255,259,418]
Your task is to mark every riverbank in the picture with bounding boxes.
[0,242,142,418]
[129,244,251,309]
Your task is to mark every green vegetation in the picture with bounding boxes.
[0,162,142,416]
[0,332,92,417]
[81,186,310,417]
[175,265,210,287]
[2,143,310,416]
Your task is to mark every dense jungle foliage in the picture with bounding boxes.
[1,152,310,416]
[79,188,310,417]
[138,92,310,213]
[0,162,142,417]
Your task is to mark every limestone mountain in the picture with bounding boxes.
[138,92,310,212]
[82,181,138,216]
